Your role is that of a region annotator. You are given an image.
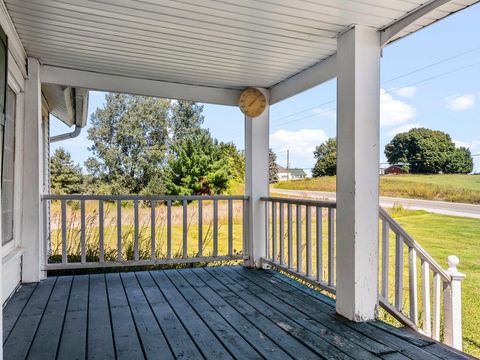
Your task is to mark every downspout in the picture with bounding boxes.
[49,124,82,143]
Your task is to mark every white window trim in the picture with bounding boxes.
[2,50,24,258]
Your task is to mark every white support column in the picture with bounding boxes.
[444,255,465,351]
[244,88,270,267]
[20,57,45,282]
[336,26,381,321]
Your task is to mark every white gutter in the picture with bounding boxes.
[49,87,88,143]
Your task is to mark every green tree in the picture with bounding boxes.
[86,93,170,194]
[163,128,230,195]
[219,142,245,181]
[269,149,278,183]
[384,128,473,174]
[169,101,204,143]
[50,147,84,194]
[445,147,474,174]
[312,137,336,177]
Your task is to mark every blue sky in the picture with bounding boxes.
[51,4,480,174]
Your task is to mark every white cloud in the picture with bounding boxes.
[380,89,416,126]
[445,94,475,111]
[395,86,417,98]
[387,123,422,137]
[454,140,480,151]
[270,128,328,160]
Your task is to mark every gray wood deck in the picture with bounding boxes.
[3,266,474,360]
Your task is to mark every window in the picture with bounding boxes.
[2,86,15,245]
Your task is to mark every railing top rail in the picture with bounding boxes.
[379,207,451,282]
[42,194,249,201]
[261,196,337,208]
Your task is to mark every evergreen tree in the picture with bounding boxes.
[163,128,231,195]
[269,149,279,183]
[312,138,336,177]
[50,147,84,194]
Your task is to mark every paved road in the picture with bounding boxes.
[271,188,480,219]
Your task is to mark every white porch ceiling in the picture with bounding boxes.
[5,0,479,91]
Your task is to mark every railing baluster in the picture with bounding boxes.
[198,200,203,258]
[243,199,248,259]
[422,260,432,336]
[228,199,233,257]
[80,200,86,263]
[395,233,404,310]
[183,199,188,258]
[150,200,156,260]
[43,199,49,265]
[117,200,122,261]
[272,201,277,261]
[328,208,335,286]
[296,204,302,273]
[409,247,418,325]
[279,202,285,265]
[287,203,293,269]
[265,200,270,259]
[134,199,139,261]
[99,200,104,263]
[432,273,441,341]
[306,206,312,277]
[61,200,67,265]
[213,199,218,257]
[167,200,172,259]
[382,218,390,299]
[316,206,323,282]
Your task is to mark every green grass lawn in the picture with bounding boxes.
[389,209,480,357]
[274,174,480,204]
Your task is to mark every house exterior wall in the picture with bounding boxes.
[1,50,25,304]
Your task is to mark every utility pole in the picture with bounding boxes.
[287,149,290,181]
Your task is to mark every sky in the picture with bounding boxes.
[51,4,480,174]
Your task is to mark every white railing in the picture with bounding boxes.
[42,194,248,270]
[261,196,465,350]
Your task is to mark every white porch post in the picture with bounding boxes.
[336,26,381,321]
[21,57,45,282]
[444,255,465,350]
[244,88,269,267]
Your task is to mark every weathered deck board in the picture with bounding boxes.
[27,276,73,359]
[57,275,89,360]
[3,277,56,360]
[87,274,115,360]
[119,272,173,360]
[105,273,144,360]
[149,270,233,360]
[180,268,293,359]
[3,267,474,360]
[2,283,36,343]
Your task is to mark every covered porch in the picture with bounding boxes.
[0,0,476,358]
[3,266,473,360]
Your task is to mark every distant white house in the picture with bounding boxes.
[277,165,307,181]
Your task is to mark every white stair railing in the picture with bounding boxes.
[261,197,465,351]
[379,208,465,350]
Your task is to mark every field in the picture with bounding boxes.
[48,201,480,357]
[274,174,480,204]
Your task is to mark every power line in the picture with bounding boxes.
[215,48,480,139]
[268,46,480,124]
[382,45,480,84]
